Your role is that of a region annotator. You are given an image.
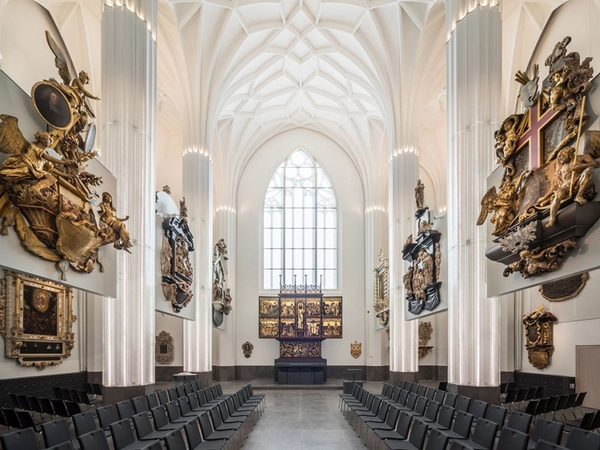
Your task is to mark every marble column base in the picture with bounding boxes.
[103,385,155,405]
[213,366,236,382]
[193,371,213,389]
[390,371,418,386]
[447,383,501,405]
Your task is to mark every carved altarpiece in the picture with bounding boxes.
[374,249,389,326]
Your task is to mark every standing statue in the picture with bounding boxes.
[415,179,425,210]
[98,192,132,252]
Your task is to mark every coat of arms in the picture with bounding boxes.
[350,341,362,359]
[0,32,130,279]
[523,304,557,369]
[478,36,600,278]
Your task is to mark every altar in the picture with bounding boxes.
[274,357,327,384]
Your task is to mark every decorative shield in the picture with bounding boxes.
[350,341,362,359]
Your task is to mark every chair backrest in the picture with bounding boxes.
[132,412,154,439]
[179,396,194,416]
[485,404,507,429]
[398,380,407,390]
[91,384,103,397]
[564,393,577,409]
[555,395,569,412]
[72,411,97,437]
[51,399,69,417]
[382,383,392,397]
[545,396,559,414]
[417,385,428,397]
[452,411,474,438]
[164,430,186,450]
[414,396,429,415]
[197,411,215,438]
[496,426,529,450]
[506,411,533,434]
[193,380,202,391]
[525,387,538,401]
[397,389,409,406]
[109,418,136,450]
[425,387,435,400]
[39,397,56,416]
[184,384,194,396]
[385,405,400,429]
[176,386,186,399]
[425,428,449,450]
[157,390,170,405]
[565,426,600,450]
[410,383,420,394]
[15,410,36,429]
[525,400,539,416]
[167,387,179,401]
[534,440,569,450]
[408,418,429,450]
[151,405,171,429]
[469,400,488,421]
[591,410,600,430]
[184,420,204,448]
[424,400,441,422]
[434,390,446,404]
[97,405,119,429]
[78,429,111,450]
[503,388,518,404]
[531,418,564,445]
[53,388,64,400]
[146,393,159,409]
[1,408,21,429]
[209,405,224,428]
[455,396,471,413]
[576,412,596,430]
[396,411,413,439]
[438,381,448,391]
[534,398,550,416]
[165,401,183,421]
[444,393,457,407]
[535,387,545,399]
[377,401,391,421]
[42,418,73,448]
[189,392,202,411]
[405,392,418,410]
[0,427,40,450]
[515,388,528,402]
[83,383,94,395]
[438,405,455,429]
[132,396,149,414]
[573,392,587,407]
[116,400,135,420]
[470,418,499,449]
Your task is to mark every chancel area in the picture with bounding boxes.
[0,0,600,449]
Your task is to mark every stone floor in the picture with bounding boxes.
[218,379,384,450]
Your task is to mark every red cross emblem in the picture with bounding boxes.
[516,97,559,170]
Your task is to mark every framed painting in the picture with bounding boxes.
[279,318,296,338]
[259,318,279,338]
[259,297,279,317]
[280,300,295,317]
[306,298,321,317]
[0,271,75,369]
[323,318,342,338]
[323,297,342,317]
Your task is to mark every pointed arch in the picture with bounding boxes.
[263,148,337,289]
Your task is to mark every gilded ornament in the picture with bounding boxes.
[241,341,254,358]
[350,341,362,359]
[418,321,433,359]
[523,305,557,369]
[155,331,174,364]
[0,32,130,278]
[373,249,389,326]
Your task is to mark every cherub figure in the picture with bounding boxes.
[98,192,132,252]
[537,147,600,227]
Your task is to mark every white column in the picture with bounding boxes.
[389,149,419,378]
[101,1,157,388]
[182,152,213,381]
[365,208,389,375]
[446,2,500,388]
[212,207,236,378]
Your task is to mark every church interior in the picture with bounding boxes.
[0,0,600,449]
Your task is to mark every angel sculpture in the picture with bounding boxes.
[477,170,530,236]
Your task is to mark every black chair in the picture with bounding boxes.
[425,388,435,401]
[157,390,170,405]
[438,382,448,391]
[570,392,587,420]
[197,411,236,445]
[564,426,600,450]
[553,395,569,420]
[468,400,488,425]
[132,396,151,415]
[39,397,57,419]
[375,410,413,443]
[419,400,441,424]
[183,419,227,450]
[452,418,499,450]
[51,399,70,417]
[97,405,120,429]
[131,412,171,441]
[110,418,158,450]
[496,427,529,450]
[406,396,429,418]
[78,429,111,450]
[385,417,429,450]
[444,393,457,408]
[116,400,136,421]
[0,427,40,450]
[165,401,196,424]
[42,418,80,449]
[455,396,471,414]
[164,429,188,450]
[426,405,455,432]
[527,418,564,449]
[72,411,111,440]
[502,389,518,408]
[417,385,428,398]
[78,391,101,410]
[484,404,507,432]
[167,388,179,401]
[15,409,43,432]
[145,393,159,409]
[365,404,401,448]
[440,410,473,440]
[434,390,446,404]
[506,411,533,433]
[1,408,22,430]
[425,428,449,450]
[150,405,183,431]
[564,411,596,430]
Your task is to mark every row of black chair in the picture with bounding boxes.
[342,382,600,450]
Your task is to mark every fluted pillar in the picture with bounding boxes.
[100,1,157,398]
[182,152,213,386]
[212,207,236,380]
[365,207,389,379]
[446,1,500,397]
[389,149,419,382]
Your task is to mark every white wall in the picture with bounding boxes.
[235,128,366,367]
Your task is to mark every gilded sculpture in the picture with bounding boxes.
[212,238,232,325]
[160,193,194,313]
[155,331,174,364]
[418,322,433,359]
[478,36,600,279]
[373,249,389,326]
[523,304,557,369]
[0,32,130,278]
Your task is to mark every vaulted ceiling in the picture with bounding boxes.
[32,0,569,210]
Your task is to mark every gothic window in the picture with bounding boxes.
[263,148,337,290]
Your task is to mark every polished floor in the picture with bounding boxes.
[220,380,383,450]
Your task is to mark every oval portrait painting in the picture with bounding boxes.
[31,82,73,130]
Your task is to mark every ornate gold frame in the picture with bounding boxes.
[374,249,389,326]
[0,270,75,370]
[155,331,174,364]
